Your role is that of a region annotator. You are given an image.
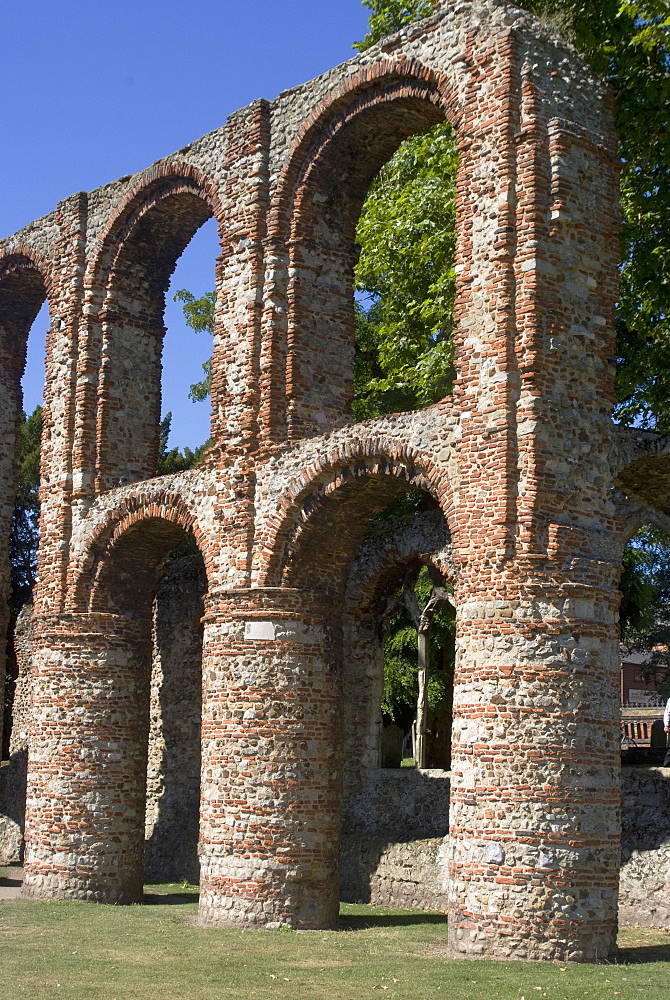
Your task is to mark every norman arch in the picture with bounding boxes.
[258,443,454,590]
[263,64,459,441]
[24,508,210,904]
[78,166,223,492]
[68,487,213,614]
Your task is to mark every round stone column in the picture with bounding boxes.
[22,613,151,903]
[447,580,621,962]
[198,588,342,929]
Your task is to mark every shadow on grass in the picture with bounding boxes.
[339,912,447,931]
[0,873,22,889]
[615,944,670,964]
[143,887,200,905]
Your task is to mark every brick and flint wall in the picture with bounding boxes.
[1,0,668,963]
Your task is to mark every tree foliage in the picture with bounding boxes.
[9,407,42,610]
[382,565,455,727]
[173,289,214,402]
[157,412,209,475]
[353,122,458,418]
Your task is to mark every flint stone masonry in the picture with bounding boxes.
[1,0,668,962]
[0,604,33,864]
[619,767,670,928]
[144,555,206,884]
[343,769,670,920]
[340,836,450,911]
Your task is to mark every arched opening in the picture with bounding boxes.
[94,179,217,492]
[0,254,49,868]
[273,461,455,910]
[278,77,458,440]
[160,217,218,456]
[78,515,208,895]
[620,522,670,754]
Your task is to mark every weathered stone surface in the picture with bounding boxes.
[0,0,664,963]
[340,836,450,911]
[144,555,206,885]
[0,604,33,864]
[343,768,450,840]
[619,767,670,928]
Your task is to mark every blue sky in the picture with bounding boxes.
[1,0,371,449]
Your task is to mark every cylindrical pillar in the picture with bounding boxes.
[198,588,342,929]
[447,581,621,962]
[22,613,151,903]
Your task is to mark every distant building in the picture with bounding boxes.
[621,649,665,707]
[620,649,665,749]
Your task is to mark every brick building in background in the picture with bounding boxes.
[620,649,667,751]
[1,0,670,964]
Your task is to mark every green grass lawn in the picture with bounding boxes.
[1,887,669,1000]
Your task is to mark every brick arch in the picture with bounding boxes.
[70,489,213,615]
[264,60,460,441]
[80,163,224,492]
[620,508,670,548]
[258,443,454,591]
[344,508,456,615]
[0,247,55,364]
[90,161,225,280]
[0,244,55,294]
[268,58,458,240]
[616,451,670,522]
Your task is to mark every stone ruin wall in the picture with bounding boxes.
[1,0,670,964]
[3,565,670,928]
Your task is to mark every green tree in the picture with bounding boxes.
[356,0,670,430]
[620,524,670,695]
[9,407,42,610]
[173,290,214,402]
[156,412,209,475]
[382,564,456,767]
[353,122,458,418]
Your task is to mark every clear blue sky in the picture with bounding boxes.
[1,0,371,449]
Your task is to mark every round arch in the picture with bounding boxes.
[91,162,225,274]
[70,489,213,616]
[269,58,460,238]
[0,247,54,388]
[620,507,670,548]
[258,443,455,591]
[344,507,455,613]
[80,163,224,492]
[263,59,462,441]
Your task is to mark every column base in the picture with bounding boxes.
[22,867,143,905]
